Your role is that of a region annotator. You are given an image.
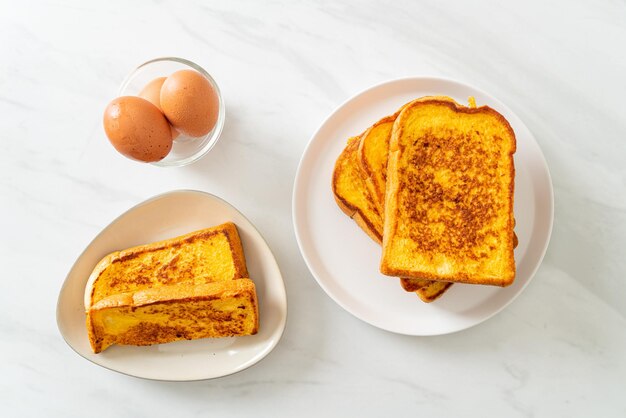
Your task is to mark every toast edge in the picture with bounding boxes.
[84,222,249,311]
[357,114,398,215]
[332,136,383,244]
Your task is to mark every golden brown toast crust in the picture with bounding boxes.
[381,99,516,286]
[400,278,436,292]
[400,279,453,302]
[85,223,248,310]
[357,97,457,214]
[332,136,384,244]
[356,98,460,302]
[332,129,451,302]
[357,114,397,215]
[87,279,259,353]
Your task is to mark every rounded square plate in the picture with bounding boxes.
[57,190,287,380]
[293,77,553,335]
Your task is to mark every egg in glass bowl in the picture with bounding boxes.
[110,57,225,167]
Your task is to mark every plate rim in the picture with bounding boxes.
[56,189,288,381]
[292,76,554,336]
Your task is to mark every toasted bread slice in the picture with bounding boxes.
[332,136,384,244]
[84,223,248,310]
[358,96,458,214]
[381,99,516,286]
[357,115,397,215]
[332,132,449,302]
[401,279,453,302]
[358,97,460,302]
[87,279,259,353]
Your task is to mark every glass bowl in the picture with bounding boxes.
[118,57,225,167]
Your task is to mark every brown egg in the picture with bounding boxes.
[103,96,173,162]
[138,77,180,140]
[160,70,219,137]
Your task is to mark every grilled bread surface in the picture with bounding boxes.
[332,136,384,244]
[358,97,457,214]
[357,97,459,301]
[85,222,248,310]
[87,279,259,353]
[332,131,449,302]
[381,99,516,286]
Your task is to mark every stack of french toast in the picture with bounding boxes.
[84,222,259,353]
[333,96,517,302]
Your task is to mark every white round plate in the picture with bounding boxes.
[57,190,287,381]
[293,77,553,336]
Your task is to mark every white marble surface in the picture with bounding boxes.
[1,0,625,416]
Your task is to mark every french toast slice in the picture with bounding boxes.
[85,223,248,310]
[332,136,384,244]
[87,279,259,353]
[358,97,460,301]
[401,279,453,302]
[332,132,449,302]
[381,99,516,286]
[358,96,457,214]
[357,114,397,215]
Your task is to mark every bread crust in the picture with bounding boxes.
[401,279,453,302]
[332,136,383,244]
[357,114,398,215]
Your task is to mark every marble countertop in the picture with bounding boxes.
[2,1,625,416]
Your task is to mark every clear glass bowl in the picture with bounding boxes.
[118,57,225,167]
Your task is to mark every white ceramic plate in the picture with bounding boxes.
[57,190,287,381]
[293,77,553,336]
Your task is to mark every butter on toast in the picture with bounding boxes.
[332,132,449,302]
[84,222,248,310]
[381,99,516,286]
[87,279,259,353]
